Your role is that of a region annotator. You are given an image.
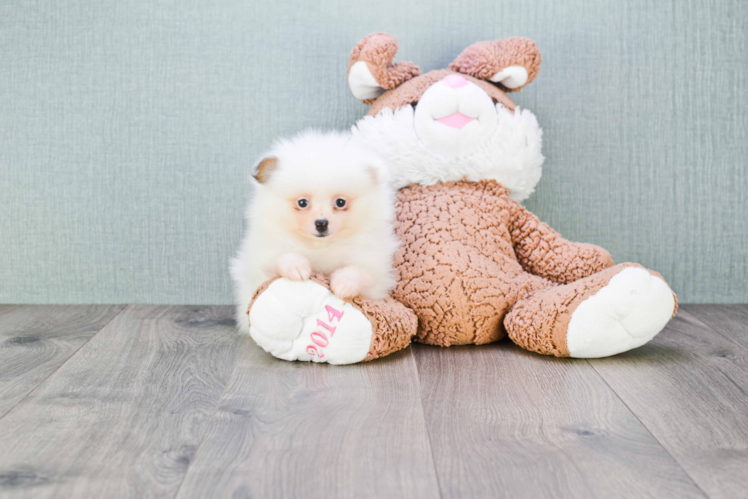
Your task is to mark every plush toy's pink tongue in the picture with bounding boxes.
[435,112,474,129]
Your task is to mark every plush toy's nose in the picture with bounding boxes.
[442,74,468,89]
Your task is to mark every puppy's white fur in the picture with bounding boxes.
[231,130,399,333]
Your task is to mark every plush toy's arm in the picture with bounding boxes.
[507,199,614,284]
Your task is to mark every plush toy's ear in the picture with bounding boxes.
[449,37,541,92]
[252,156,278,184]
[347,33,421,103]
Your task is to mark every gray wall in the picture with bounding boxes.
[1,0,746,304]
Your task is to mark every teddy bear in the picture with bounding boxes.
[244,33,677,365]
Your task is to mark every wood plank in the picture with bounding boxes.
[177,344,440,499]
[681,304,748,351]
[589,310,748,498]
[0,305,248,498]
[0,304,124,419]
[414,343,704,498]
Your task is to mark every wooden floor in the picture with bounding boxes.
[0,305,746,498]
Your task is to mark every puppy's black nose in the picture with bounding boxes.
[315,219,328,233]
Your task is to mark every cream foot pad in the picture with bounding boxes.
[249,278,374,365]
[566,267,676,358]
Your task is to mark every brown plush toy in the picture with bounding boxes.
[245,33,677,364]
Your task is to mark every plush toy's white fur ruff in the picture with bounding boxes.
[352,104,544,201]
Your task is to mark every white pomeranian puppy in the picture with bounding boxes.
[231,130,399,333]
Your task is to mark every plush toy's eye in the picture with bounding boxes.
[335,198,347,209]
[297,198,309,209]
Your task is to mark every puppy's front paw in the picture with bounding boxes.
[330,267,374,300]
[275,253,312,282]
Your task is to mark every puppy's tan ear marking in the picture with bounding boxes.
[365,161,388,185]
[254,156,278,184]
[365,165,380,184]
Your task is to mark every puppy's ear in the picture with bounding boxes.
[347,33,420,103]
[449,37,541,92]
[364,159,389,185]
[253,156,279,184]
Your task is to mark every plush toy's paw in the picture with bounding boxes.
[566,267,676,358]
[248,278,374,365]
[274,253,312,282]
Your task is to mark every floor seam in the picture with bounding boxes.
[410,344,445,499]
[586,359,710,499]
[173,332,252,499]
[0,304,128,422]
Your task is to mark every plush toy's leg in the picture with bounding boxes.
[246,274,416,365]
[505,263,677,358]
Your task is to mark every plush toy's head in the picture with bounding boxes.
[347,33,545,201]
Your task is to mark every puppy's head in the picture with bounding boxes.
[251,130,389,241]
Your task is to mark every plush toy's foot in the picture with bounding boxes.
[505,264,677,358]
[566,266,676,357]
[247,274,416,365]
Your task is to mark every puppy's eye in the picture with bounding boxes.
[335,198,346,209]
[296,198,309,209]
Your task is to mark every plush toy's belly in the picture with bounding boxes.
[392,180,530,346]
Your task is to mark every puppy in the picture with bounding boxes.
[231,130,399,333]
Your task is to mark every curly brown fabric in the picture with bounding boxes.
[347,32,420,104]
[507,199,614,284]
[390,180,672,350]
[355,294,418,362]
[392,180,550,346]
[504,263,636,356]
[449,37,542,92]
